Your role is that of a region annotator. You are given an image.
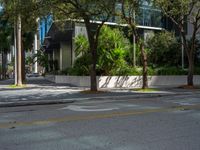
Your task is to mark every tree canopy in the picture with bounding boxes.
[154,0,200,86]
[49,0,117,91]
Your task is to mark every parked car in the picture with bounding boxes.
[26,73,40,78]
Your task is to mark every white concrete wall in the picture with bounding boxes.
[149,76,187,86]
[45,75,55,83]
[55,76,91,87]
[47,75,200,88]
[99,76,143,88]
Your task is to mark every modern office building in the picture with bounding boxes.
[39,1,197,72]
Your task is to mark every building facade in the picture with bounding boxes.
[39,1,197,73]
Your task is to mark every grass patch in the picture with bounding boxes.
[8,84,27,88]
[133,88,159,92]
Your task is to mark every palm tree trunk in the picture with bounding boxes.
[21,40,26,83]
[84,19,98,92]
[14,22,18,85]
[90,42,98,92]
[140,43,148,89]
[2,50,7,79]
[17,14,23,86]
[187,52,194,86]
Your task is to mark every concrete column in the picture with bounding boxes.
[60,42,72,70]
[34,33,38,73]
[34,18,40,73]
[60,46,63,70]
[53,50,55,70]
[71,32,75,67]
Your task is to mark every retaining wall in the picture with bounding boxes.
[45,75,200,88]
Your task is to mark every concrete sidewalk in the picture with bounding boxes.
[0,77,199,107]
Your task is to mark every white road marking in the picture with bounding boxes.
[61,105,119,112]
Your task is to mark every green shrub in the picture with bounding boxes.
[61,67,89,76]
[147,31,181,67]
[110,65,141,76]
[154,67,200,75]
[194,67,200,75]
[155,67,187,75]
[187,39,200,66]
[62,66,200,76]
[63,54,91,76]
[73,26,131,76]
[147,67,156,75]
[74,35,89,57]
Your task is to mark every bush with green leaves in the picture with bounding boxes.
[194,67,200,75]
[193,39,200,66]
[147,31,181,67]
[74,35,89,57]
[71,26,131,76]
[155,67,187,75]
[154,67,200,75]
[62,27,198,76]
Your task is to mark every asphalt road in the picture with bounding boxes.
[0,93,200,150]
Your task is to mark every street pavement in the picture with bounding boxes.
[0,77,200,150]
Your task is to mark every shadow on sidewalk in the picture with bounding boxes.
[0,77,76,88]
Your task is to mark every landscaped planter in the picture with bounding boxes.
[46,75,200,88]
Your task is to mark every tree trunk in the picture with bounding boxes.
[187,52,194,86]
[14,22,18,85]
[0,52,2,79]
[16,14,23,86]
[2,50,7,79]
[84,19,98,92]
[140,43,148,89]
[21,40,26,83]
[90,42,98,92]
[132,33,136,67]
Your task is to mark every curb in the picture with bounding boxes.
[0,100,75,108]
